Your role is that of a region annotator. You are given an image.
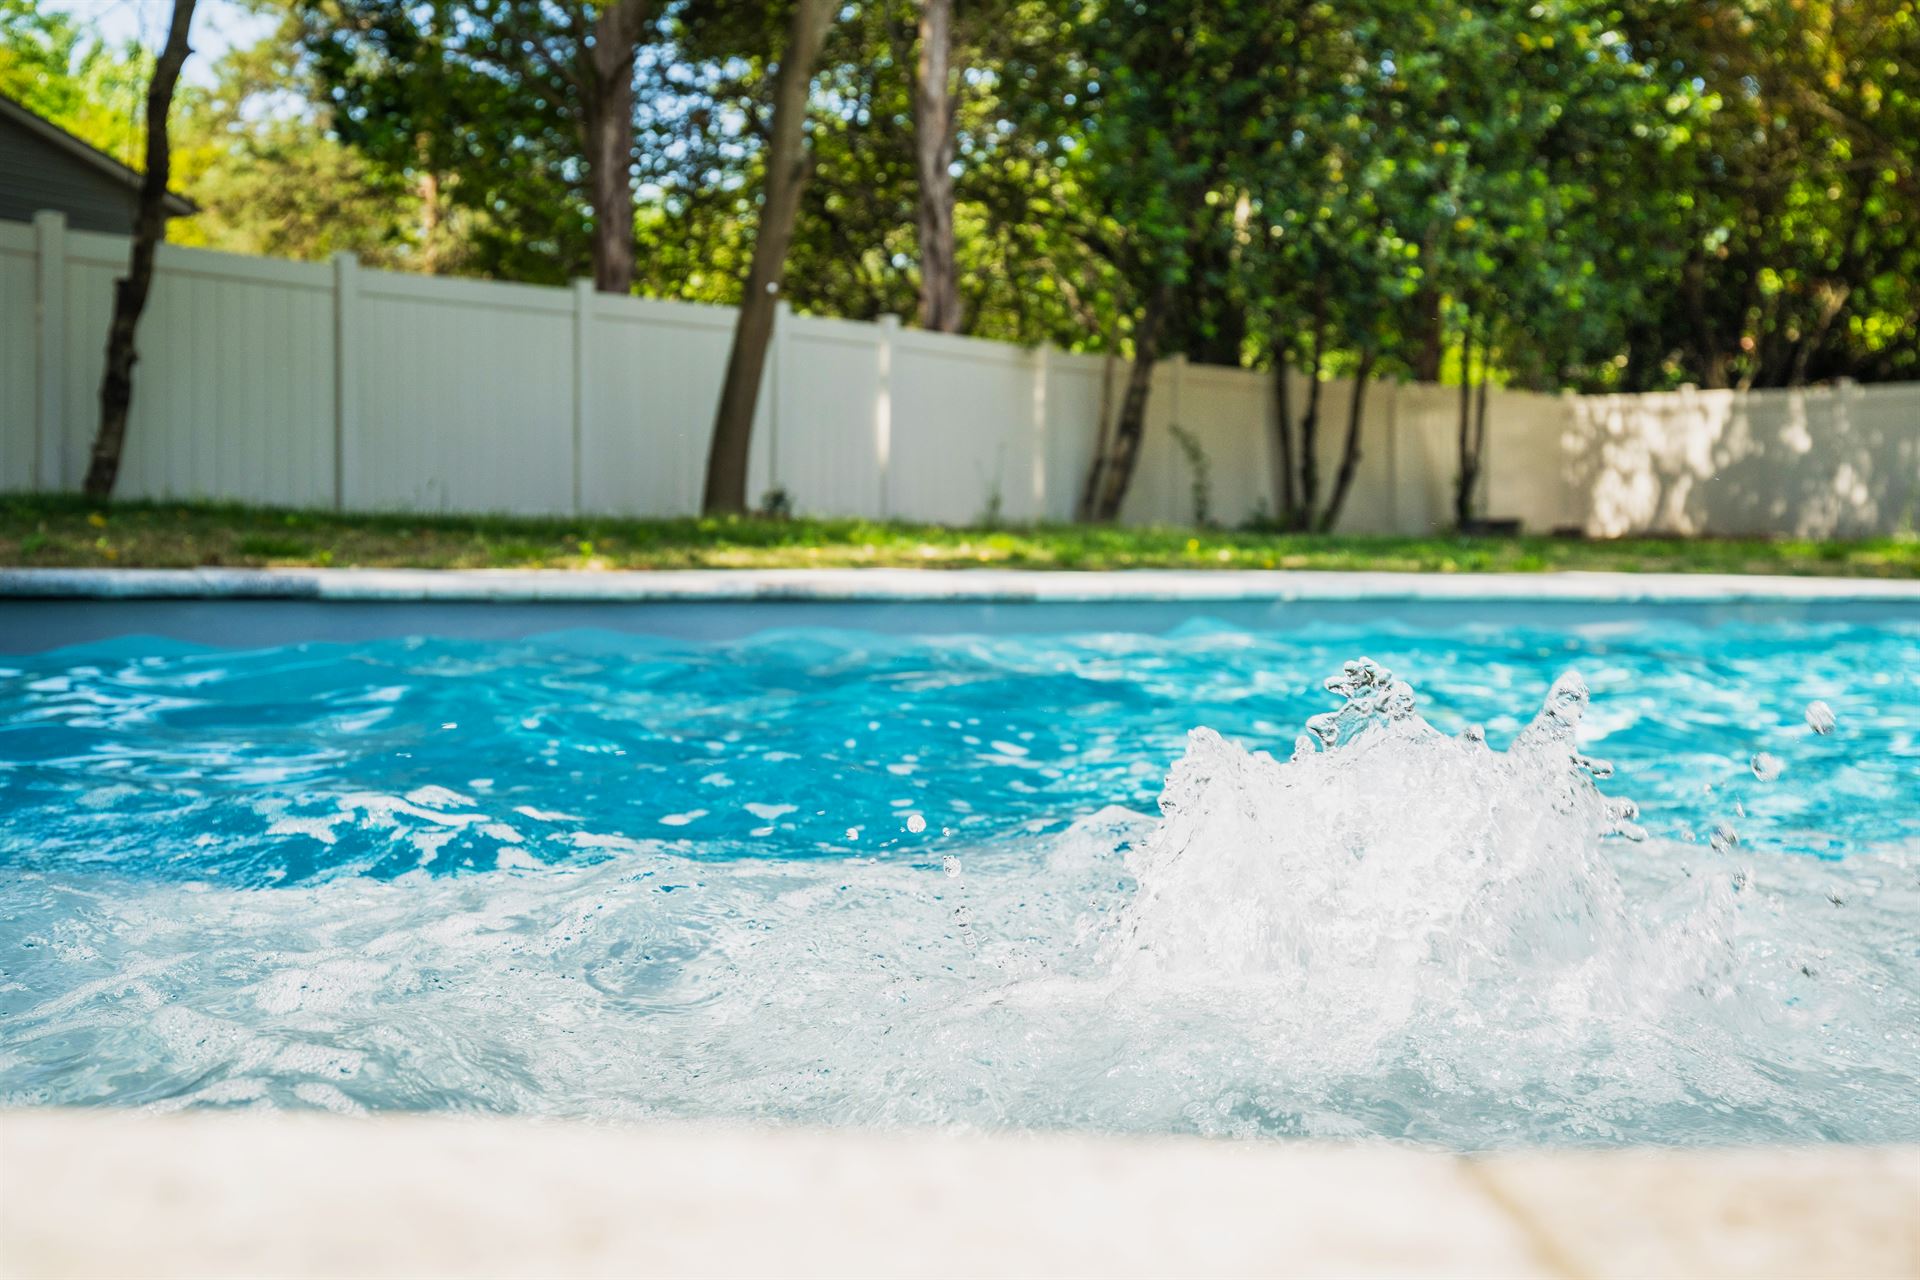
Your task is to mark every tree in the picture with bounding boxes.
[701,0,839,515]
[301,0,659,291]
[172,22,444,269]
[1069,0,1263,522]
[83,0,198,500]
[913,0,962,330]
[1,0,156,163]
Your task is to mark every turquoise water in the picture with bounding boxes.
[2,609,1916,1145]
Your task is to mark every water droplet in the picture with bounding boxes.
[1750,752,1784,782]
[1710,824,1739,855]
[1324,658,1391,700]
[1805,701,1836,735]
[941,855,961,878]
[906,814,927,834]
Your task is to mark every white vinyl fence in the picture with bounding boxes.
[4,212,1916,537]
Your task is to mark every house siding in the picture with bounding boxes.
[0,116,143,234]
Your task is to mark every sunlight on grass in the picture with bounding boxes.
[0,496,1913,578]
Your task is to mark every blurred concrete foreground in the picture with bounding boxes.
[1,1110,1915,1278]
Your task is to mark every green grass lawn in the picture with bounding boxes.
[1,495,1914,576]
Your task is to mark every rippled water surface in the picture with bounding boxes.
[3,608,1917,1147]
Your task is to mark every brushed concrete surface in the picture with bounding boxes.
[2,1110,1914,1279]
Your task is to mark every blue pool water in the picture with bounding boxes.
[2,604,1916,1146]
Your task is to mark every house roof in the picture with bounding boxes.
[0,92,198,218]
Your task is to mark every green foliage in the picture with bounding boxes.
[0,0,154,164]
[9,0,1914,390]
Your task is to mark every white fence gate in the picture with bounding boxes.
[4,213,1915,537]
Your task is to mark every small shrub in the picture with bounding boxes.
[757,487,794,520]
[1167,424,1213,527]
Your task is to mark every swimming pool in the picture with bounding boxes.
[3,585,1916,1148]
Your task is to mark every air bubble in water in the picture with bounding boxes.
[1750,752,1784,782]
[906,814,927,834]
[1805,701,1836,735]
[941,855,961,878]
[1710,824,1740,854]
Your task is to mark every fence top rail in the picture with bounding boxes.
[356,266,574,314]
[62,228,335,290]
[789,310,889,350]
[891,326,1036,367]
[587,291,736,329]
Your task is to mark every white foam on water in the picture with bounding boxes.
[3,660,1915,1146]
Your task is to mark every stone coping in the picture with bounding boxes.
[1,1110,1914,1278]
[3,566,1918,604]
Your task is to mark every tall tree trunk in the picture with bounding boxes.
[1316,345,1376,533]
[83,0,197,501]
[1453,311,1478,528]
[1086,283,1171,522]
[1271,354,1298,527]
[580,0,651,294]
[702,0,835,514]
[912,0,961,332]
[1076,348,1120,522]
[1295,318,1326,530]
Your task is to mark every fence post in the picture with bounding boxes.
[572,279,593,516]
[874,313,899,519]
[331,251,359,512]
[33,211,66,491]
[1030,343,1050,519]
[1384,379,1401,534]
[769,298,792,498]
[1168,353,1187,522]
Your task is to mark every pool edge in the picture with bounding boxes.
[4,565,1918,605]
[2,1109,1914,1278]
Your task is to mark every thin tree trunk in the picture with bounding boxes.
[1271,354,1298,527]
[580,0,651,294]
[1317,345,1376,533]
[1087,283,1171,522]
[1454,311,1477,528]
[1077,347,1120,522]
[702,0,836,515]
[1296,318,1326,530]
[912,0,961,332]
[84,0,197,501]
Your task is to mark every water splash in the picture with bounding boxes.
[2,641,1916,1147]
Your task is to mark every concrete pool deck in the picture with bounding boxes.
[1,1111,1915,1279]
[4,564,1919,603]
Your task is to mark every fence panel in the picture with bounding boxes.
[351,272,574,516]
[1171,365,1273,529]
[581,295,739,519]
[6,217,1917,537]
[889,332,1036,525]
[0,223,36,490]
[1483,388,1574,533]
[778,315,886,518]
[1037,354,1108,523]
[1566,384,1920,537]
[59,233,336,508]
